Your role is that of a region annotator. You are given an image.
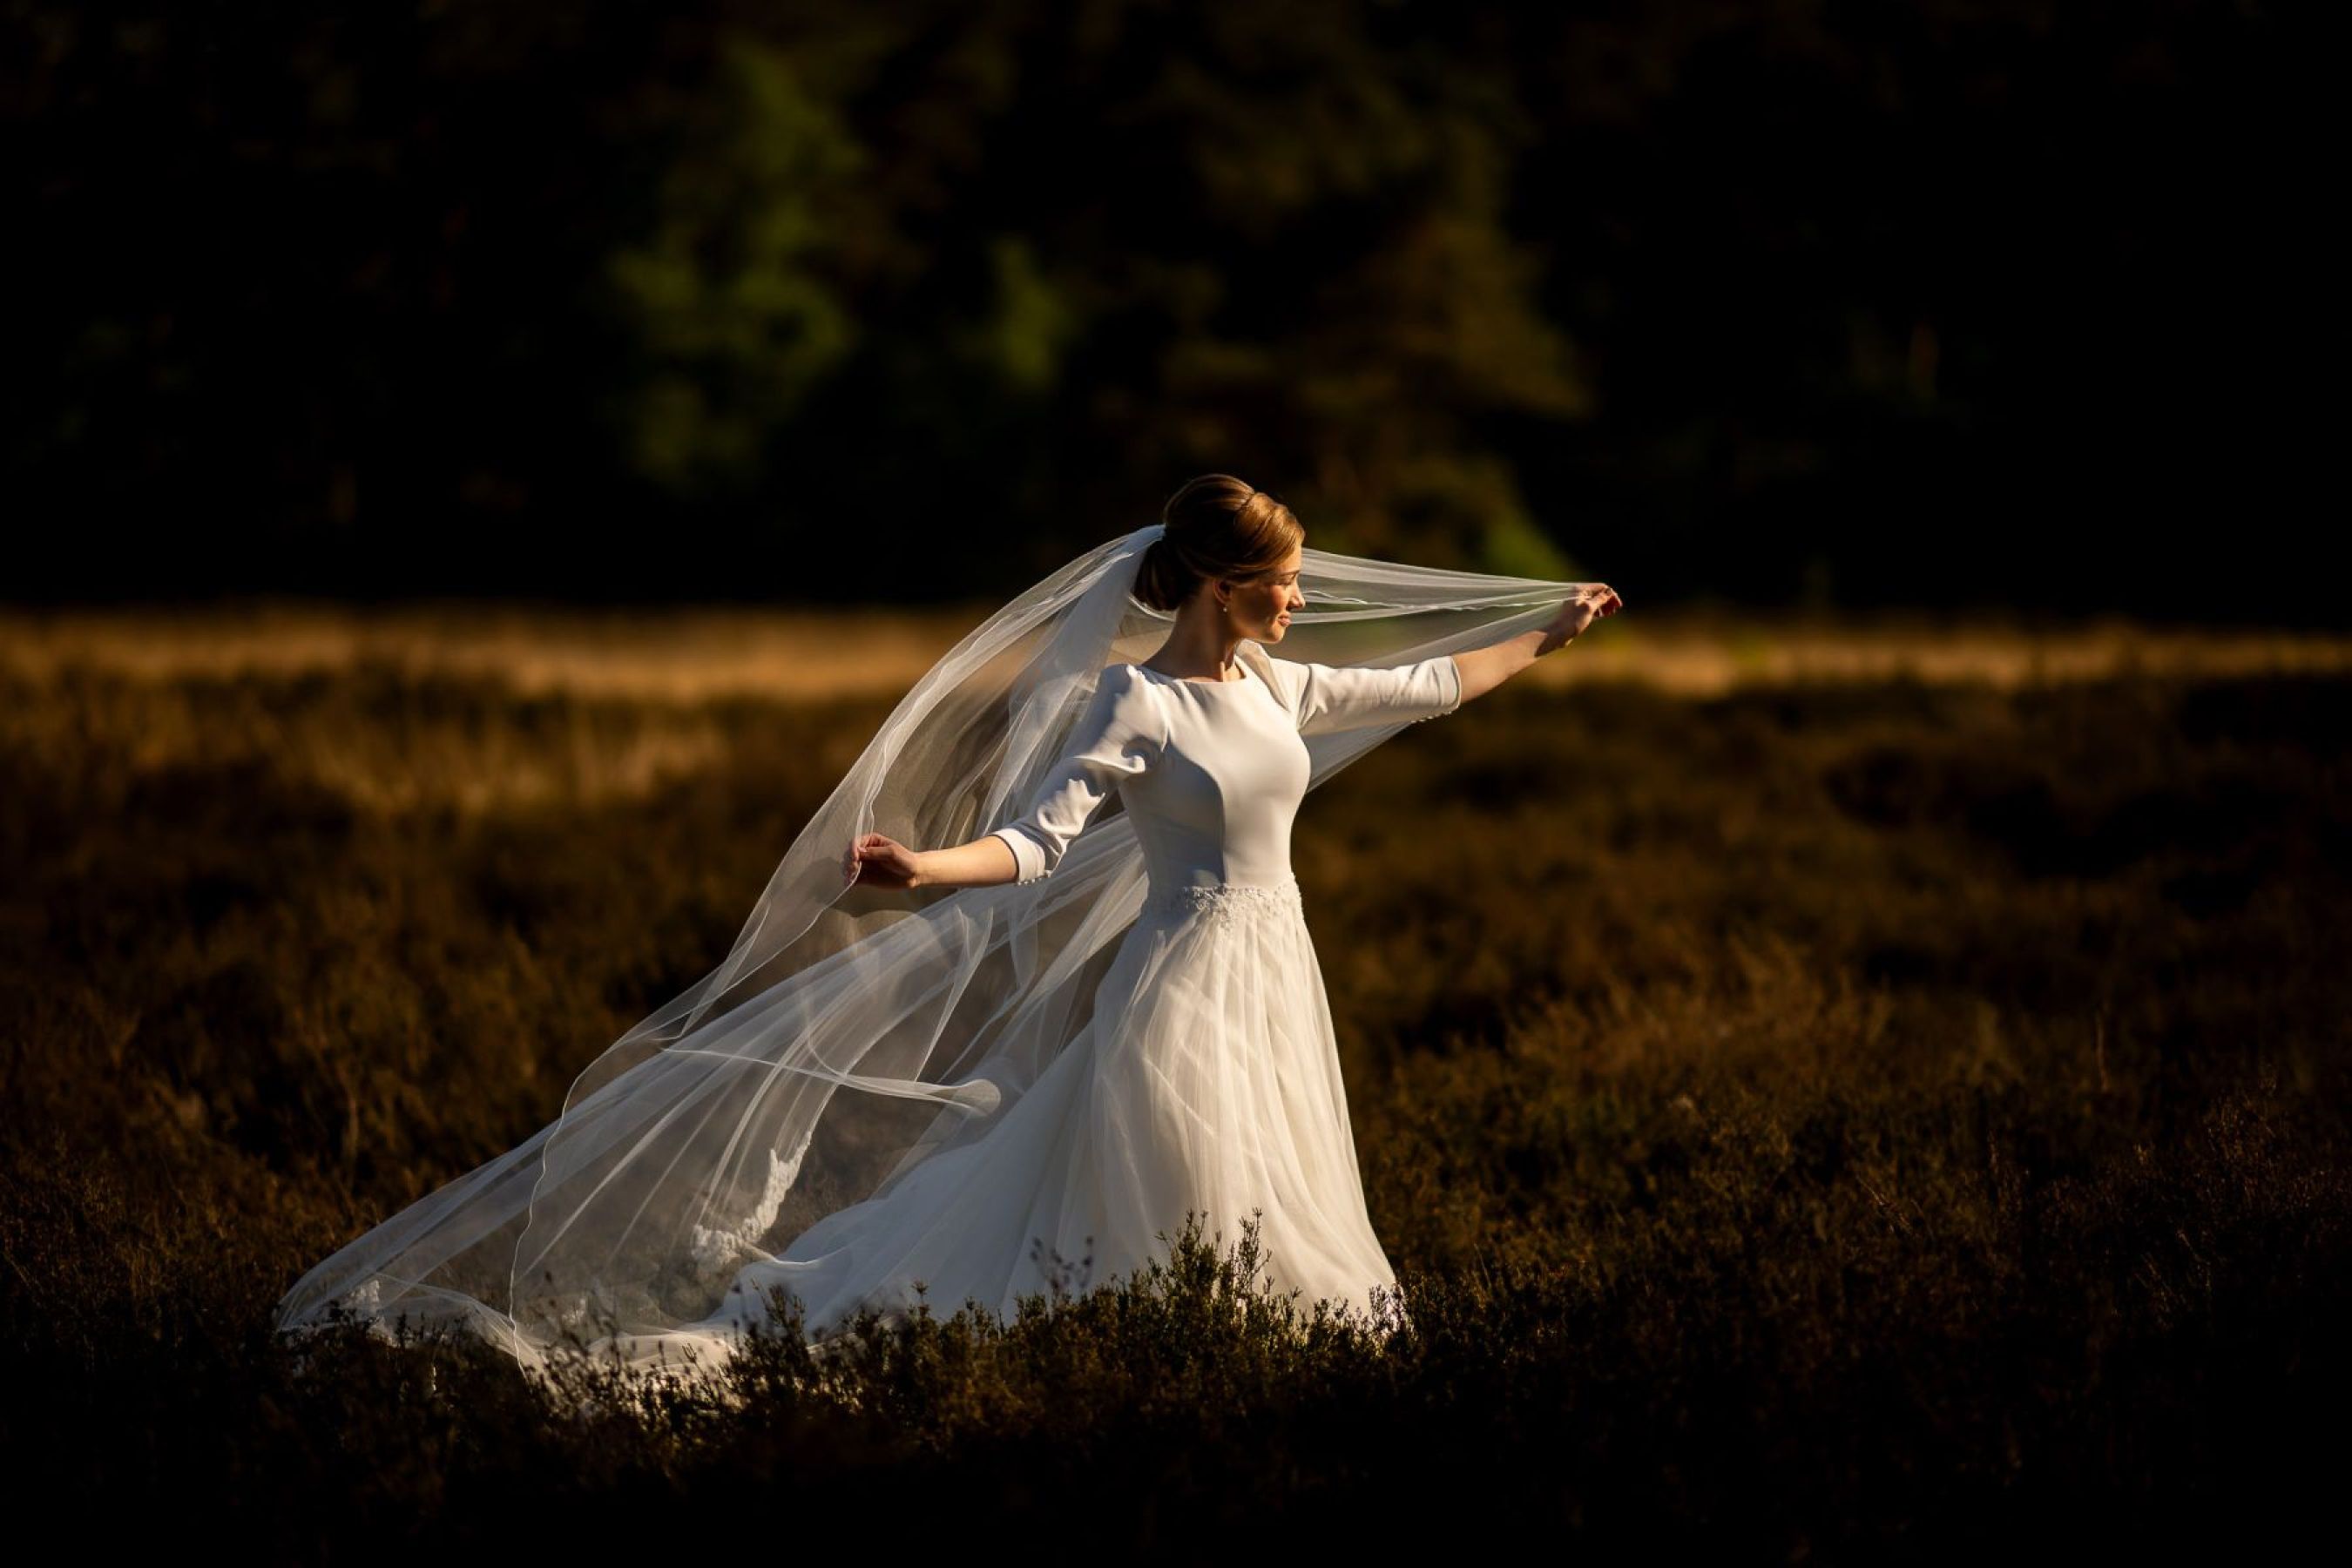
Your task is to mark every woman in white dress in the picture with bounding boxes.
[272,474,1617,1393]
[716,477,1619,1351]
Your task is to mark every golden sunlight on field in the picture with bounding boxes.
[7,606,2343,823]
[5,604,2347,705]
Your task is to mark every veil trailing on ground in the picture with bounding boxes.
[273,519,1604,1386]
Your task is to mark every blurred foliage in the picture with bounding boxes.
[0,630,2347,1547]
[598,33,866,494]
[0,0,2325,613]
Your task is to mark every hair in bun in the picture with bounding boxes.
[1134,475,1302,613]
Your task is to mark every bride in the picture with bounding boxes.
[273,474,1619,1394]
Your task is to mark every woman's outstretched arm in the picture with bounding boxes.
[846,664,1165,892]
[845,830,1023,890]
[1451,585,1623,704]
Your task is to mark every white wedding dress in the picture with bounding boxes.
[659,646,1465,1358]
[271,522,1598,1396]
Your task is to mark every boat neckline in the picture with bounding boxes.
[1131,659,1258,689]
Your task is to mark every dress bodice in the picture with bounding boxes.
[990,643,1463,895]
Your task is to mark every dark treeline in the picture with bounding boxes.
[3,1,2322,617]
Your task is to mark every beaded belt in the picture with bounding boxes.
[1140,876,1305,927]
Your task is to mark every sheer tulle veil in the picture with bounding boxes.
[272,517,1603,1384]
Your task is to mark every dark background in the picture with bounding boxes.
[3,0,2324,618]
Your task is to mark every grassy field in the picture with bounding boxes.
[2,605,2346,1558]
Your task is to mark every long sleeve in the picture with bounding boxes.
[1282,652,1463,735]
[989,666,1161,884]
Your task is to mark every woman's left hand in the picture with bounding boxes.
[1546,585,1624,645]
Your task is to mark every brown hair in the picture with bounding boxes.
[1133,475,1304,613]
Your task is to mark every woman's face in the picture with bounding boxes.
[1216,541,1307,644]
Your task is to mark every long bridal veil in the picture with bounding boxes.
[273,517,1605,1388]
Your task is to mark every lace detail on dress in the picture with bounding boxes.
[686,1140,808,1288]
[1142,877,1304,929]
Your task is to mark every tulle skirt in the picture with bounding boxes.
[662,873,1407,1364]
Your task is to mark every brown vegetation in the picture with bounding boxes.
[2,611,2344,1556]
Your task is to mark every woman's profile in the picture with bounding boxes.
[272,474,1618,1395]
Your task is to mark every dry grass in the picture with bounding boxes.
[5,600,2345,706]
[1,607,2345,1557]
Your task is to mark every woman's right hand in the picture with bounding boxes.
[845,831,925,890]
